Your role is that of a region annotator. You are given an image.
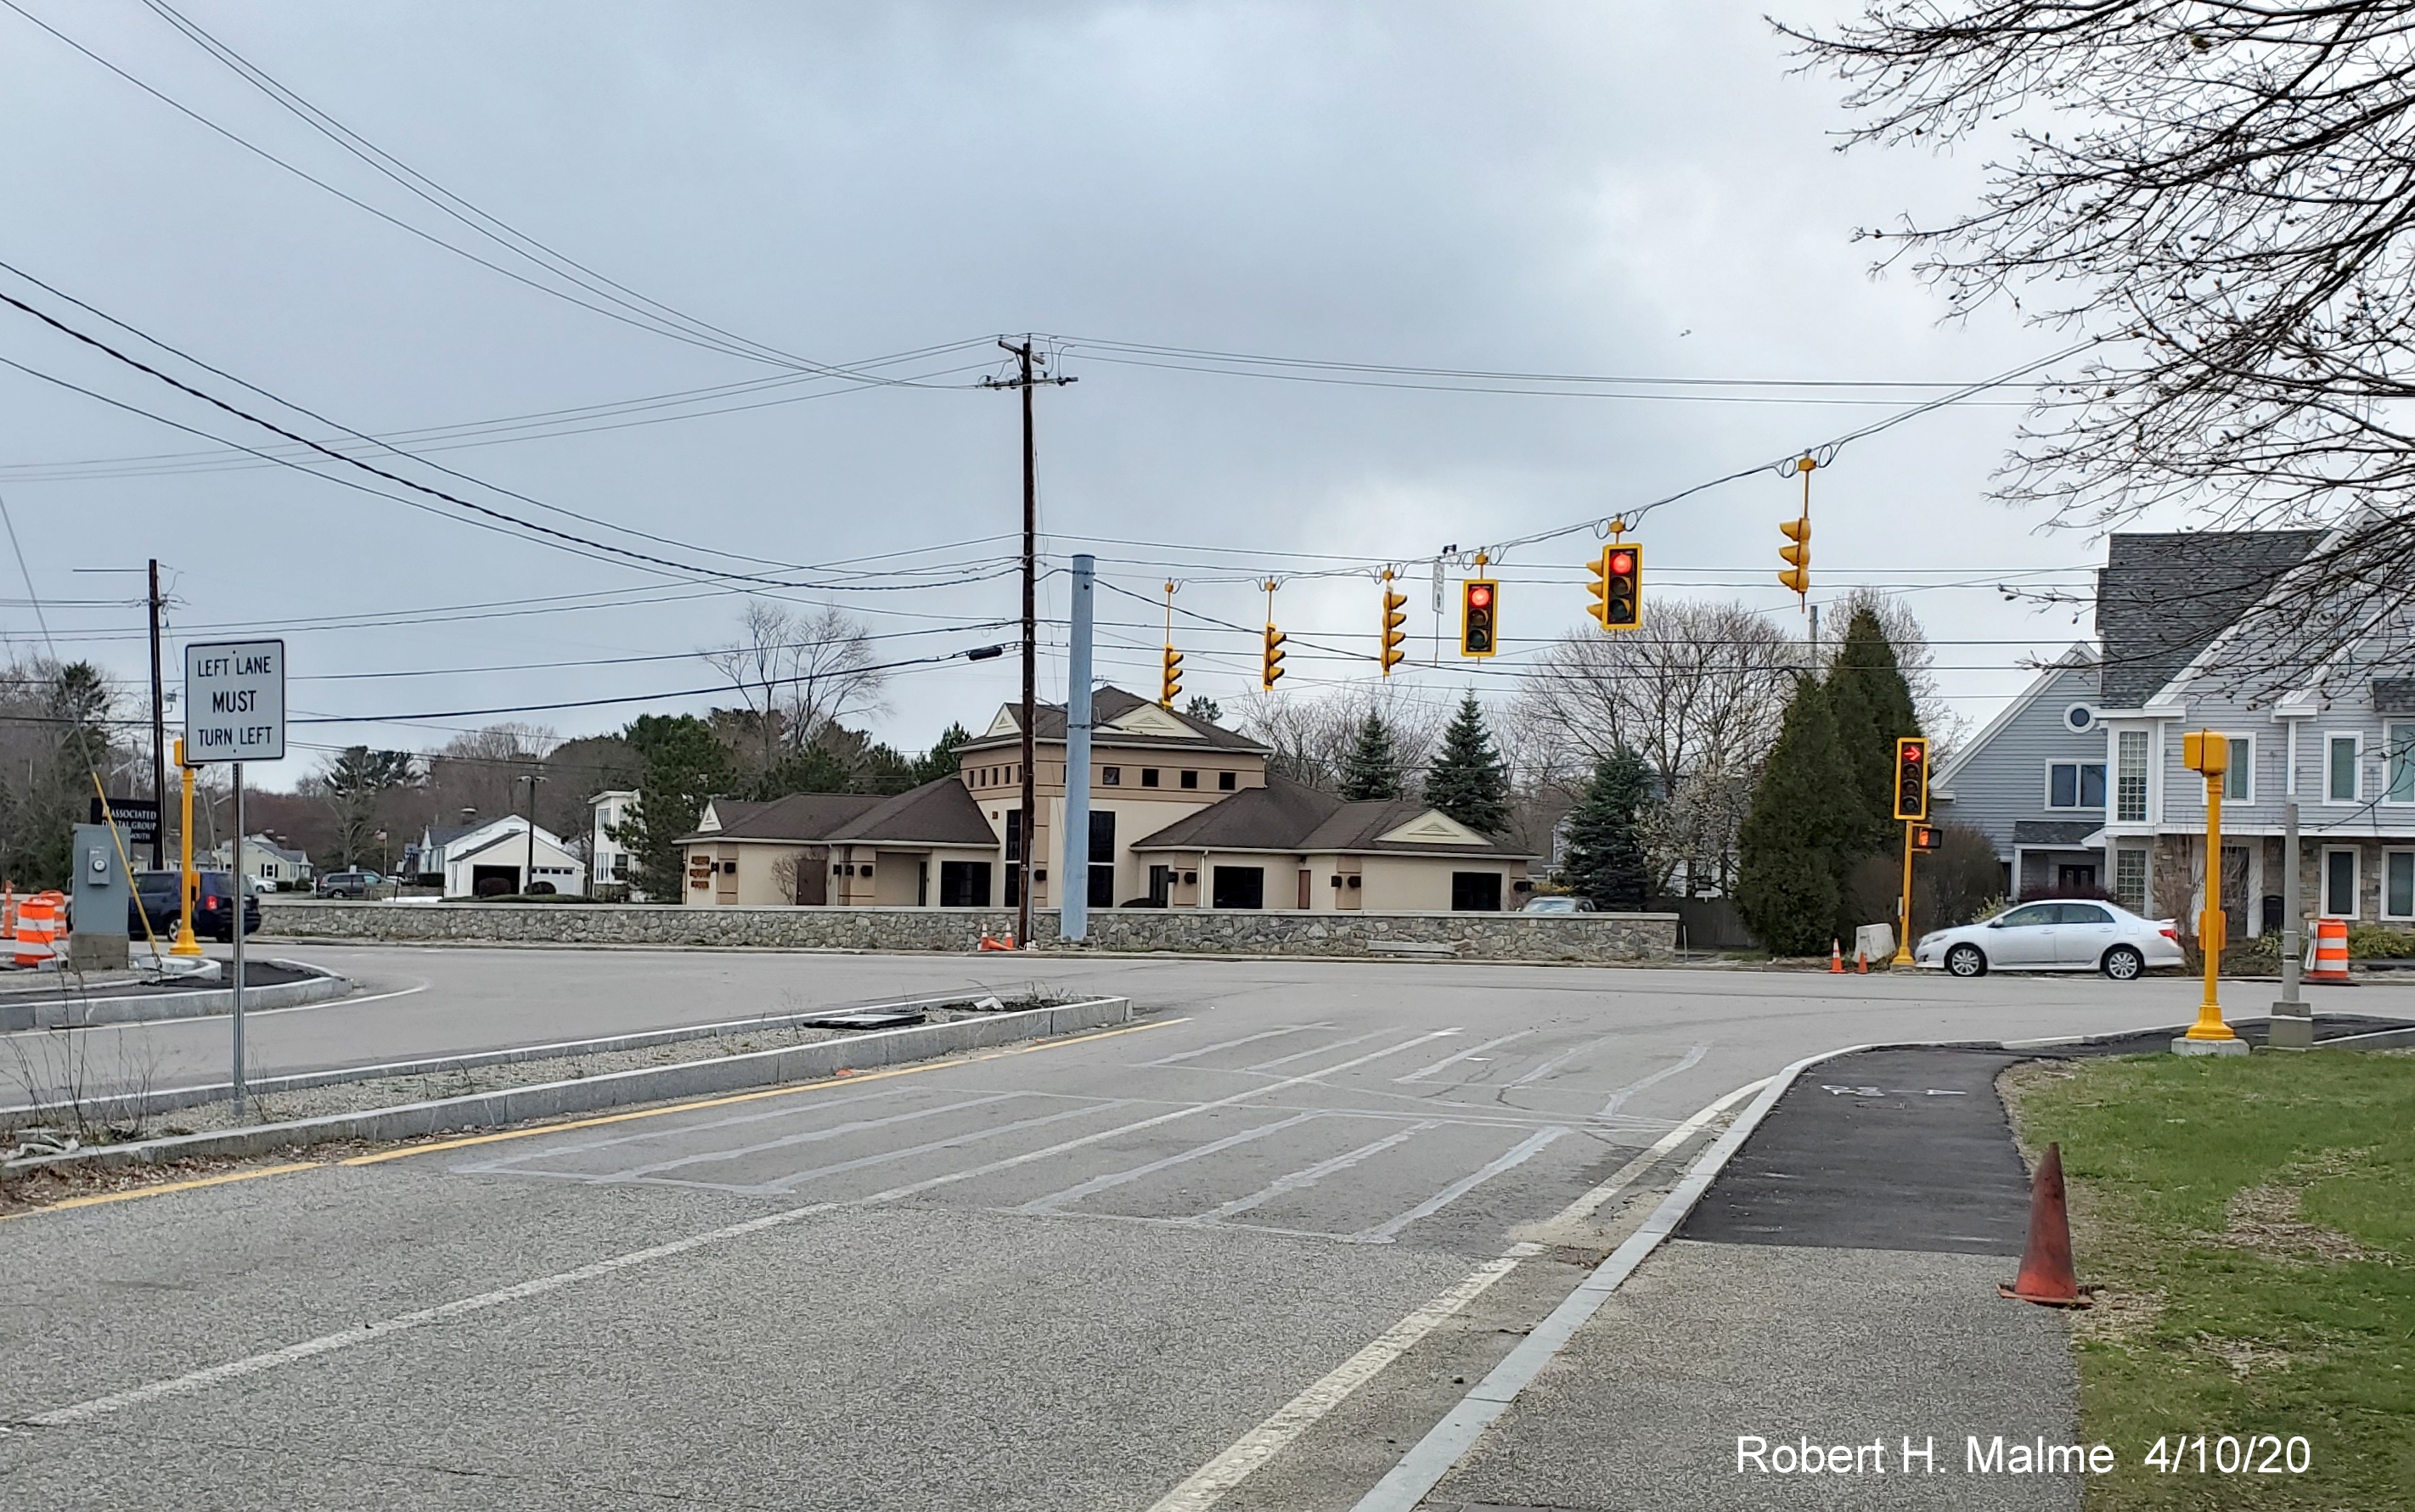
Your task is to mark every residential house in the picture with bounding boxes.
[412,813,584,897]
[1929,647,2107,899]
[589,789,641,898]
[1936,528,2415,937]
[210,834,312,888]
[673,686,1532,910]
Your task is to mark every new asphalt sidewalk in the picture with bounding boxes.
[1396,1016,2408,1512]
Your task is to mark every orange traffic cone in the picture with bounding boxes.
[1003,930,1016,950]
[2306,917,2351,984]
[1855,945,1869,975]
[2000,1143,2091,1307]
[1828,940,1844,974]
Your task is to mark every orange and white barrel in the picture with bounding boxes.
[12,891,62,968]
[2306,916,2352,984]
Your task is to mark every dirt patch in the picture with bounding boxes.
[2205,1148,2377,1266]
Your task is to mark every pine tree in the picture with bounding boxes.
[1735,677,1859,955]
[1339,713,1405,801]
[1423,693,1511,833]
[616,714,736,901]
[1562,745,1654,911]
[1822,604,1922,854]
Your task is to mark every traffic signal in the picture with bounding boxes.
[1379,574,1409,677]
[1912,823,1940,852]
[1602,544,1641,631]
[1261,624,1286,690]
[1160,644,1183,708]
[1461,578,1499,657]
[1778,517,1810,597]
[1893,736,1929,821]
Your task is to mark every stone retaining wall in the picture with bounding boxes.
[261,899,1677,962]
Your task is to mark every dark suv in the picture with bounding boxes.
[130,870,262,942]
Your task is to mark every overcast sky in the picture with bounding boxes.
[0,2,2140,791]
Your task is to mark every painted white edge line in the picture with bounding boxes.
[1146,1075,1769,1512]
[1346,1043,1882,1512]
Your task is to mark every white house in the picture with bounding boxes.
[415,814,584,897]
[590,789,642,899]
[210,834,312,887]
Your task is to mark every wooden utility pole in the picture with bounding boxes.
[983,340,1073,947]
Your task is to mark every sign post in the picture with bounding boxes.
[183,638,286,1114]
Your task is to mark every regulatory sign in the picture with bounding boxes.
[183,638,286,763]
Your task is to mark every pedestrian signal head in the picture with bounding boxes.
[1778,517,1810,597]
[1602,545,1641,632]
[1460,579,1498,658]
[1160,645,1184,708]
[1379,580,1409,677]
[1261,625,1286,690]
[1893,736,1929,821]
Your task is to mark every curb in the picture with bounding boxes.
[3,994,1132,1175]
[0,963,350,1031]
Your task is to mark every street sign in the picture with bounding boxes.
[183,638,286,764]
[91,796,160,846]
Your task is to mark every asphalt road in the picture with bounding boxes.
[4,954,2407,1509]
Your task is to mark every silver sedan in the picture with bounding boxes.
[1913,899,2186,981]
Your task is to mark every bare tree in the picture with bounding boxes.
[703,600,888,773]
[1792,2,2415,671]
[1236,686,1446,792]
[421,723,558,834]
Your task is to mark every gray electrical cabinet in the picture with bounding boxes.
[67,822,131,971]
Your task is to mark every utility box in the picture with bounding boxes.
[66,822,131,971]
[1854,922,1896,967]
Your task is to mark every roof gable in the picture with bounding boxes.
[2097,531,2324,707]
[1102,701,1199,739]
[981,705,1021,739]
[1376,810,1488,846]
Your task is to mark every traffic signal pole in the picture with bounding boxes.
[1892,821,1917,966]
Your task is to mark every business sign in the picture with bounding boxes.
[183,638,286,764]
[90,796,161,846]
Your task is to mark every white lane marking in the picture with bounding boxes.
[758,1100,1134,1193]
[452,1081,974,1173]
[602,1093,1026,1182]
[0,981,430,1043]
[1144,1025,1330,1067]
[1192,1123,1434,1223]
[12,1200,841,1430]
[1246,1031,1383,1071]
[247,981,431,1020]
[1546,1077,1768,1229]
[854,1030,1463,1206]
[1350,1127,1568,1244]
[1393,1030,1535,1084]
[1143,1243,1542,1512]
[1510,1034,1622,1088]
[1016,1111,1327,1214]
[1596,1042,1709,1120]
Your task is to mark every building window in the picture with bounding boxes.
[2222,736,2253,803]
[1101,767,1120,786]
[2115,731,2149,822]
[2387,852,2415,920]
[2113,846,2147,913]
[2328,734,2360,802]
[2063,704,2095,732]
[2046,762,2107,810]
[1179,770,1199,790]
[2323,846,2359,919]
[1210,866,1264,909]
[2388,724,2415,804]
[1141,768,1161,788]
[1219,771,1237,791]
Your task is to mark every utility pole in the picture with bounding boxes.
[982,339,1074,948]
[520,772,546,895]
[147,559,166,870]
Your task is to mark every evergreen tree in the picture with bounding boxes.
[1822,604,1922,854]
[1422,693,1511,833]
[1183,695,1224,725]
[1735,677,1860,955]
[1561,745,1655,911]
[911,722,973,786]
[615,714,736,900]
[1338,713,1406,801]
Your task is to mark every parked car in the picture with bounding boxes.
[314,870,384,899]
[129,869,262,942]
[1912,899,2183,980]
[1520,897,1597,914]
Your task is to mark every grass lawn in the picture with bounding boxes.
[2003,1049,2414,1509]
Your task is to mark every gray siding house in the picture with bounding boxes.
[1935,527,2415,938]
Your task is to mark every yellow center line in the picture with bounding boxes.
[339,1015,1185,1166]
[0,1161,322,1222]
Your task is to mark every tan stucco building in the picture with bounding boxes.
[676,687,1531,911]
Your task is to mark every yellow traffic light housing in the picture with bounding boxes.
[2181,730,2230,775]
[1778,517,1810,597]
[1460,579,1499,657]
[1160,645,1184,708]
[1261,625,1286,690]
[1379,570,1409,677]
[1893,736,1929,821]
[1602,544,1641,631]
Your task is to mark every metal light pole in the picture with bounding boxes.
[1063,554,1095,942]
[2271,796,2312,1048]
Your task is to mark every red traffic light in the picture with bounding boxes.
[1904,745,1923,762]
[1466,583,1493,609]
[1608,550,1634,576]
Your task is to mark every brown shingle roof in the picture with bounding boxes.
[957,686,1269,755]
[1129,776,1529,858]
[678,793,882,844]
[826,778,997,846]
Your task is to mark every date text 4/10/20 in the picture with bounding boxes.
[2145,1435,2311,1475]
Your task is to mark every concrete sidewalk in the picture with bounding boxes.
[1415,1046,2087,1511]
